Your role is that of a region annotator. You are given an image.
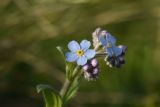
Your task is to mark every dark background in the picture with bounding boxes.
[0,0,160,107]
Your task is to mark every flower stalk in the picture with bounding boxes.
[60,65,81,104]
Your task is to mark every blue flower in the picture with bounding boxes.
[98,31,116,46]
[65,40,96,66]
[105,45,127,68]
[106,46,122,57]
[98,31,122,57]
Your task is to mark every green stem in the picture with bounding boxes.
[60,66,80,101]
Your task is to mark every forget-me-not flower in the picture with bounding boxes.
[65,40,96,66]
[98,31,122,57]
[105,45,127,68]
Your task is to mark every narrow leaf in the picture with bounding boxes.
[64,80,79,103]
[56,46,66,62]
[66,63,74,80]
[37,84,62,107]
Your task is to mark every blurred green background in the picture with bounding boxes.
[0,0,160,107]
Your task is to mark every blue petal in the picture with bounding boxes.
[112,46,122,56]
[118,45,127,53]
[98,36,107,46]
[106,46,122,57]
[80,40,91,51]
[106,33,116,45]
[65,52,78,62]
[77,56,87,65]
[106,47,113,56]
[68,41,80,52]
[84,49,96,59]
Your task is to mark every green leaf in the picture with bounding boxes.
[37,84,62,107]
[56,46,66,62]
[66,63,74,80]
[64,79,79,103]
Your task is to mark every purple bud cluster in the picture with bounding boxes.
[82,59,99,81]
[106,45,127,68]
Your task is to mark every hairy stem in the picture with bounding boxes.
[60,66,80,102]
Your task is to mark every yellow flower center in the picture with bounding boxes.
[76,50,84,57]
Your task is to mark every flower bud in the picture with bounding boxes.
[93,68,99,75]
[82,59,99,81]
[91,58,98,67]
[106,55,125,68]
[83,64,89,71]
[118,45,127,56]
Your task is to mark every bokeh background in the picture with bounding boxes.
[0,0,160,107]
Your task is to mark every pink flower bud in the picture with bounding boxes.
[83,64,89,71]
[91,59,98,67]
[93,68,99,75]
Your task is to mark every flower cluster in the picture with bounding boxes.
[65,28,127,80]
[83,59,99,81]
[93,28,127,68]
